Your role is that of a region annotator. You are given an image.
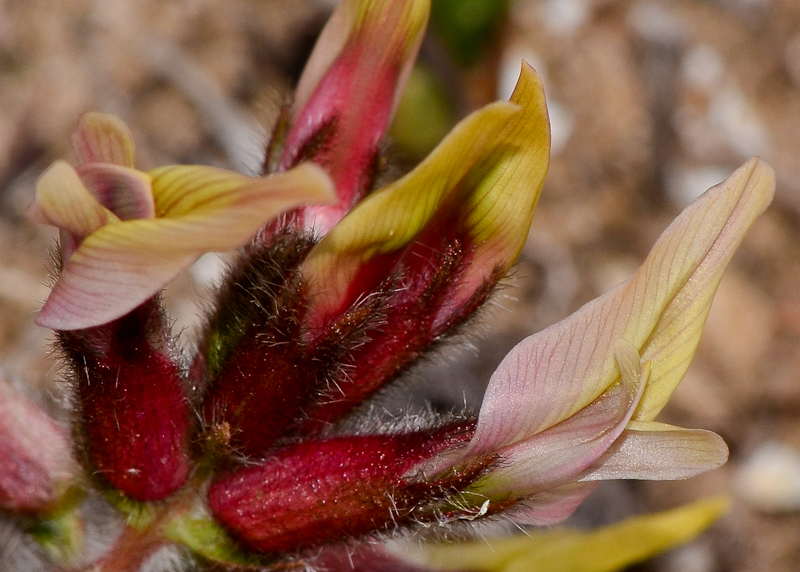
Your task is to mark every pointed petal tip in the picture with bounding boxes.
[727,156,775,209]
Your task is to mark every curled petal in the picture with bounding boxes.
[77,163,156,220]
[471,341,648,498]
[29,161,119,239]
[302,63,549,326]
[581,421,729,481]
[71,112,136,167]
[36,163,334,330]
[469,158,774,457]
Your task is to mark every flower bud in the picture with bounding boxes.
[267,0,430,233]
[208,422,479,554]
[0,374,73,513]
[58,301,191,502]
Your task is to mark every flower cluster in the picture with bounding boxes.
[0,0,775,571]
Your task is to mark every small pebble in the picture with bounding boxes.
[682,44,726,92]
[537,0,591,36]
[734,441,800,513]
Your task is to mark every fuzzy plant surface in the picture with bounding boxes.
[0,0,776,571]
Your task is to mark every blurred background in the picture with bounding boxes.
[1,0,800,570]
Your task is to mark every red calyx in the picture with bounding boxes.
[59,301,190,502]
[208,421,477,554]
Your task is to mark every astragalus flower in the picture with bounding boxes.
[31,112,334,331]
[452,157,774,524]
[1,0,776,570]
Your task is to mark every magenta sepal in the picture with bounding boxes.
[208,421,479,554]
[58,300,191,502]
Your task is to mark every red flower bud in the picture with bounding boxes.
[208,422,478,554]
[59,301,190,502]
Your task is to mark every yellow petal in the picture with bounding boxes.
[71,112,136,167]
[421,497,729,572]
[633,158,775,419]
[30,161,119,238]
[302,63,549,322]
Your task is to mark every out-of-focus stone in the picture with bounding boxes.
[735,442,800,513]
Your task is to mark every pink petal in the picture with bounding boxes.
[71,111,136,167]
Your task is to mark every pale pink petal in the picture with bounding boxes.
[71,111,136,167]
[581,421,729,481]
[469,159,774,457]
[473,341,647,498]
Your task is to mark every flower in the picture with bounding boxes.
[31,112,334,331]
[451,158,774,523]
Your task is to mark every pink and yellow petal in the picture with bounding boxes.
[281,0,430,230]
[71,112,136,167]
[30,161,119,238]
[471,341,648,498]
[37,164,334,330]
[291,0,429,123]
[469,158,773,457]
[302,63,549,324]
[456,62,550,305]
